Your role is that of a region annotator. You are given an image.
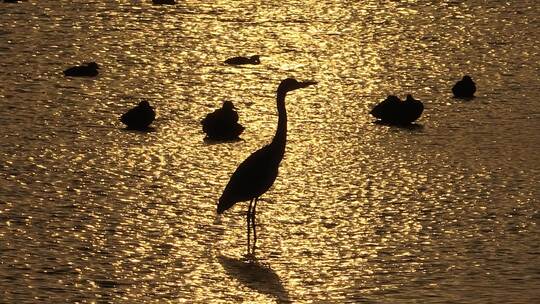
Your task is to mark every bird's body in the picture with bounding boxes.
[402,94,424,123]
[63,62,99,77]
[120,100,156,130]
[452,75,476,98]
[218,143,282,214]
[370,94,423,125]
[202,100,244,141]
[217,78,316,252]
[224,55,261,65]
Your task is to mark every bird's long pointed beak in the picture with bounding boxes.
[300,80,317,88]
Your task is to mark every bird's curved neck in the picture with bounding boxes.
[270,89,287,157]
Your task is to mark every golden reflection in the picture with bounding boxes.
[0,0,538,303]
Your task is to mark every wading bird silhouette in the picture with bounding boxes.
[217,78,316,254]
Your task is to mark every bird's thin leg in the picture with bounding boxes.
[247,199,253,254]
[251,198,258,251]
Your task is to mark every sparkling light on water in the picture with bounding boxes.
[1,1,539,303]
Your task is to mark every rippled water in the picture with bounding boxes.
[1,1,539,303]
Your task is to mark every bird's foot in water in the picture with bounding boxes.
[243,251,257,262]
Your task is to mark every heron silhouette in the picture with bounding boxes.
[217,78,316,253]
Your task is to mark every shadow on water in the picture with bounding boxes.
[373,120,424,131]
[120,126,156,133]
[203,137,244,145]
[218,255,291,303]
[453,96,476,101]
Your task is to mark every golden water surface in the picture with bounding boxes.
[0,1,539,303]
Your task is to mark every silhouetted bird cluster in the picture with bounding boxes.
[201,100,244,141]
[55,18,478,252]
[370,76,476,125]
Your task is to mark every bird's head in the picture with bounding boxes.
[278,78,317,93]
[139,100,151,108]
[222,100,236,110]
[462,75,472,81]
[87,62,100,70]
[386,95,402,103]
[250,55,261,64]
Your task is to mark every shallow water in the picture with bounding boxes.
[1,1,539,303]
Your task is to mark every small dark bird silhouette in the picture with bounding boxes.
[452,75,476,98]
[3,0,21,3]
[202,100,244,141]
[152,0,175,4]
[63,62,99,77]
[224,55,261,65]
[370,94,424,125]
[120,100,156,130]
[217,78,316,253]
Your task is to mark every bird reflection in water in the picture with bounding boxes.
[217,78,316,254]
[218,255,291,303]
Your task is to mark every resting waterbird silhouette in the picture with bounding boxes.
[201,100,244,141]
[217,78,316,253]
[63,62,99,77]
[224,55,261,65]
[120,100,156,130]
[452,75,476,98]
[370,94,423,125]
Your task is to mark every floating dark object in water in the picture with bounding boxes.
[120,100,156,130]
[202,100,244,141]
[3,0,21,3]
[370,94,424,125]
[224,55,261,65]
[63,62,99,77]
[152,0,175,5]
[452,75,476,98]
